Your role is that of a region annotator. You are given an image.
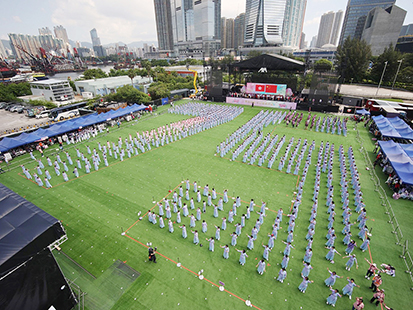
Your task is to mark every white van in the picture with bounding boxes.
[36,110,51,119]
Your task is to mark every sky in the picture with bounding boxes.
[1,0,412,46]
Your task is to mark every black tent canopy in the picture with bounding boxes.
[230,53,305,72]
[0,183,76,310]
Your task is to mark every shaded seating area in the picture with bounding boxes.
[376,140,413,199]
[0,104,146,153]
[370,115,413,142]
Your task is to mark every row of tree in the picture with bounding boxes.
[336,37,413,90]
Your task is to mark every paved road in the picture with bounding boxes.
[338,84,413,102]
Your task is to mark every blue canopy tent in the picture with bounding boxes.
[356,108,370,115]
[378,140,413,185]
[373,115,413,140]
[400,144,413,159]
[0,104,147,153]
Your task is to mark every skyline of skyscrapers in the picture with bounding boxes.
[8,33,65,60]
[221,17,235,49]
[90,28,105,57]
[316,10,343,48]
[339,0,396,45]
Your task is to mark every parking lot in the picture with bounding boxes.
[0,108,51,137]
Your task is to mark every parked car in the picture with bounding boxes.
[0,102,7,109]
[10,105,23,112]
[35,110,51,119]
[4,103,16,111]
[15,106,24,113]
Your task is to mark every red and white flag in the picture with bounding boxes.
[255,84,265,92]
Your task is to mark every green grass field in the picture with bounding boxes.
[1,101,412,310]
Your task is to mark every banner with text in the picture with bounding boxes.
[226,97,296,110]
[245,83,287,96]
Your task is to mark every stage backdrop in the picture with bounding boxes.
[245,83,287,96]
[226,97,296,110]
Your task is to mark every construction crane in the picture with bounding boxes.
[12,43,55,75]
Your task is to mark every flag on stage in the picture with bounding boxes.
[255,84,265,92]
[265,84,277,94]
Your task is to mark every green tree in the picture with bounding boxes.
[0,82,32,102]
[335,37,372,83]
[69,80,76,92]
[105,85,150,104]
[369,45,403,85]
[127,69,137,87]
[246,50,263,59]
[83,68,107,80]
[148,84,170,100]
[314,59,333,72]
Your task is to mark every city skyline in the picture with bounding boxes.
[1,0,412,48]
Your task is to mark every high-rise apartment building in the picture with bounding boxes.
[54,25,70,45]
[282,0,307,48]
[234,13,245,49]
[0,40,7,59]
[221,18,235,49]
[154,0,174,51]
[90,28,101,47]
[8,33,65,59]
[316,10,343,48]
[339,0,395,45]
[38,27,52,36]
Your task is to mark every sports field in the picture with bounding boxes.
[1,100,412,310]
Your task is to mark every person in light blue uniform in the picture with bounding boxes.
[191,230,199,244]
[236,249,248,266]
[342,278,359,299]
[190,198,195,210]
[230,232,238,246]
[44,177,52,188]
[168,220,174,233]
[201,220,207,233]
[235,223,242,236]
[302,262,313,277]
[298,276,313,293]
[247,234,254,250]
[213,205,218,218]
[182,204,189,217]
[360,237,370,252]
[324,268,342,286]
[262,244,271,260]
[214,226,221,240]
[344,254,358,271]
[176,211,181,223]
[326,287,342,306]
[303,248,313,263]
[159,216,165,228]
[196,208,202,221]
[223,190,228,203]
[228,210,234,223]
[325,246,341,263]
[206,237,215,251]
[267,234,276,249]
[221,245,229,259]
[221,217,227,230]
[45,169,51,180]
[281,255,290,269]
[277,268,287,283]
[165,206,171,219]
[62,171,69,182]
[189,214,196,228]
[218,198,224,211]
[256,259,266,275]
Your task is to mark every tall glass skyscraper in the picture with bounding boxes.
[243,0,306,48]
[339,0,396,45]
[244,0,287,46]
[169,0,221,57]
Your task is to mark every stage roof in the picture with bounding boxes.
[0,183,65,277]
[230,54,305,72]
